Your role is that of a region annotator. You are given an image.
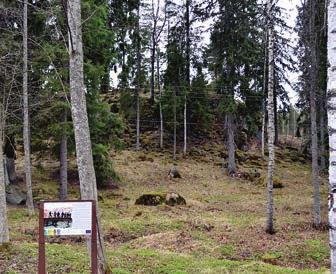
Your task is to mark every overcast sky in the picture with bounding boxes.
[278,0,301,105]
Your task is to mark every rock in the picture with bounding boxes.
[165,192,186,206]
[168,166,181,179]
[6,184,26,205]
[135,192,186,206]
[135,194,164,206]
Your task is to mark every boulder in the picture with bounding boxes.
[168,166,181,179]
[135,192,186,206]
[6,184,26,205]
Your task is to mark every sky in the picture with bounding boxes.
[278,0,301,105]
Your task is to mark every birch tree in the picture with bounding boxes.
[327,0,336,271]
[266,0,275,234]
[67,0,107,272]
[23,0,34,216]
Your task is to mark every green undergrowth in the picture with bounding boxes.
[1,147,330,273]
[2,242,328,274]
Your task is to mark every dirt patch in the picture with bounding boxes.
[130,231,202,254]
[104,227,137,246]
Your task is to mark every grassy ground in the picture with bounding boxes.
[0,144,330,273]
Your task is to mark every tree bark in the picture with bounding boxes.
[23,0,34,216]
[173,87,177,161]
[0,107,9,245]
[150,29,156,103]
[157,47,163,149]
[67,0,107,272]
[319,110,326,170]
[273,84,278,145]
[59,112,68,200]
[266,0,275,234]
[136,5,141,151]
[183,0,190,157]
[309,0,321,227]
[327,1,336,270]
[226,113,236,174]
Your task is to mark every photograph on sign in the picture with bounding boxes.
[43,202,92,236]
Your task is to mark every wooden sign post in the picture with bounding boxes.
[38,200,97,274]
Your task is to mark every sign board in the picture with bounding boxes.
[38,200,97,274]
[43,201,92,236]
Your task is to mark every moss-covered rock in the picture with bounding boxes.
[135,192,186,206]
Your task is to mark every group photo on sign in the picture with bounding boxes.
[0,0,336,273]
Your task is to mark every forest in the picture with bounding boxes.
[1,0,336,273]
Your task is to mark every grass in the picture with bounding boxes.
[0,146,330,273]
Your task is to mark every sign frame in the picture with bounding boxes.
[38,200,97,274]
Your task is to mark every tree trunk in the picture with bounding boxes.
[310,0,321,227]
[150,31,156,104]
[327,1,336,270]
[320,111,326,170]
[266,0,275,234]
[183,0,190,157]
[0,107,9,245]
[23,0,34,216]
[173,87,177,161]
[261,28,268,159]
[157,47,163,149]
[136,5,141,151]
[59,112,68,200]
[67,1,107,272]
[273,85,278,145]
[226,114,236,174]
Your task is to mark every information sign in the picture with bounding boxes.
[43,201,92,236]
[38,200,97,274]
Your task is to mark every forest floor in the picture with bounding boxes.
[0,142,331,273]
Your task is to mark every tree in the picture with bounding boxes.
[67,0,107,271]
[0,105,9,245]
[309,0,321,227]
[207,0,262,175]
[327,0,336,271]
[266,0,275,234]
[23,0,34,216]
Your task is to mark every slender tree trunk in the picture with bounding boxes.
[0,107,9,245]
[293,109,296,138]
[136,90,140,151]
[59,111,68,200]
[261,29,268,158]
[23,0,34,216]
[273,85,278,145]
[227,114,236,174]
[150,32,156,104]
[327,1,336,270]
[183,0,190,157]
[266,0,275,234]
[136,5,141,151]
[157,48,163,149]
[173,87,177,161]
[67,1,107,272]
[310,0,321,227]
[320,111,326,170]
